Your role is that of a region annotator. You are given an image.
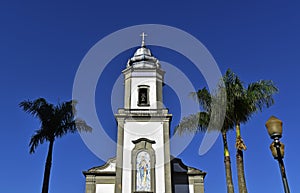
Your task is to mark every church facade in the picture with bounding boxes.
[83,35,206,193]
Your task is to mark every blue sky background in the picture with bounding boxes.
[1,1,299,193]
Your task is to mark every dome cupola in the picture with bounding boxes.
[126,32,160,68]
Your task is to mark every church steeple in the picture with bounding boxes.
[113,33,172,193]
[122,33,164,110]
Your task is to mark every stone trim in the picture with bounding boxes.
[114,117,125,193]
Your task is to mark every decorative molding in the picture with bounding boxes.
[132,138,156,144]
[83,158,116,176]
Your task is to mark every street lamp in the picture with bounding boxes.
[265,116,290,193]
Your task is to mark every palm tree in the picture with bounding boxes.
[223,70,249,193]
[176,86,236,193]
[231,77,278,193]
[19,98,92,193]
[175,69,278,193]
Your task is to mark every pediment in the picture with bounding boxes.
[83,158,116,176]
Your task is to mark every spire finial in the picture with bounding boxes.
[140,32,147,47]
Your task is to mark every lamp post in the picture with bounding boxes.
[265,116,290,193]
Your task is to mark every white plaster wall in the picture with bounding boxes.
[96,184,114,193]
[130,77,157,109]
[189,184,194,193]
[99,162,116,172]
[122,121,165,193]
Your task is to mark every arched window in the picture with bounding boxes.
[138,85,150,106]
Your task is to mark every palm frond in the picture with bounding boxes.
[75,118,93,132]
[247,80,279,111]
[19,98,47,115]
[19,98,54,124]
[177,68,278,136]
[175,112,210,135]
[53,100,91,137]
[29,128,49,153]
[20,98,92,153]
[189,87,212,112]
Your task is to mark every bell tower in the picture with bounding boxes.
[114,33,172,193]
[123,33,164,110]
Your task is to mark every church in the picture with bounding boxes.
[83,34,206,193]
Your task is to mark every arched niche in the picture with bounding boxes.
[131,138,156,193]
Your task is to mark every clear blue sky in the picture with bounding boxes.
[1,1,299,193]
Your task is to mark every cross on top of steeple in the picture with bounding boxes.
[140,32,147,47]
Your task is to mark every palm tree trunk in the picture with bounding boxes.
[235,123,248,193]
[222,131,235,193]
[42,139,54,193]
